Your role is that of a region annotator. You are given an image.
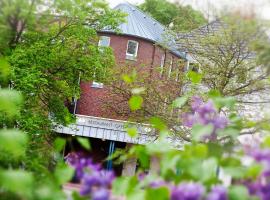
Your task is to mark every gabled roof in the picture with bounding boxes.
[101,2,186,59]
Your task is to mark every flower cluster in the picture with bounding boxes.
[244,147,270,200]
[183,96,228,141]
[65,152,114,200]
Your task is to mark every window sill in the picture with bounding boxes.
[126,55,137,61]
[91,82,104,89]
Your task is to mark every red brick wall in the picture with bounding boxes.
[76,33,183,119]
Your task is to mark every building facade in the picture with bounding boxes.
[56,2,187,176]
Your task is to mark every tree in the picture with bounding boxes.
[0,0,125,175]
[138,0,207,32]
[177,15,270,120]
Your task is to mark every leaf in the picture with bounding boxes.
[191,124,214,141]
[208,89,221,98]
[77,137,91,150]
[112,176,138,196]
[187,71,202,84]
[0,89,22,117]
[54,138,66,152]
[145,187,170,200]
[126,127,138,138]
[217,128,239,139]
[54,162,74,185]
[213,97,236,109]
[129,95,143,111]
[0,170,34,198]
[228,185,249,200]
[0,130,27,157]
[122,74,133,83]
[127,190,146,200]
[149,117,167,131]
[172,96,188,108]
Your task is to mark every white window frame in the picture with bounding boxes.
[126,40,139,58]
[98,36,110,47]
[160,54,165,76]
[91,81,104,89]
[168,58,173,78]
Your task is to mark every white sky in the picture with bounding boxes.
[107,0,270,20]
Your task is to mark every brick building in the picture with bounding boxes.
[56,2,187,176]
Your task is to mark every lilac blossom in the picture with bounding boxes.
[182,96,228,141]
[243,146,270,200]
[170,182,205,200]
[65,152,114,200]
[206,185,228,200]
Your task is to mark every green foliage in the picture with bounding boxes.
[138,0,207,32]
[76,137,91,150]
[129,95,143,111]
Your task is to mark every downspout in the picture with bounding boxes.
[73,73,81,115]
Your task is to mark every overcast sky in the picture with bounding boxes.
[107,0,270,20]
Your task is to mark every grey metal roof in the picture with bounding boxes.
[101,2,186,59]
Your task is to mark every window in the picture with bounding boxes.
[126,40,139,60]
[189,63,200,73]
[98,36,110,47]
[160,54,165,76]
[168,58,173,78]
[91,81,104,89]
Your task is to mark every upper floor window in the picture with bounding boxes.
[168,58,173,78]
[126,40,139,60]
[98,36,110,47]
[160,54,165,76]
[91,81,104,89]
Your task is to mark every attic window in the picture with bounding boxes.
[98,36,110,47]
[126,40,139,60]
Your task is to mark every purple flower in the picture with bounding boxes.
[149,179,168,188]
[65,152,114,200]
[206,185,228,200]
[191,96,204,111]
[170,182,204,200]
[250,148,270,165]
[182,96,228,141]
[92,188,110,200]
[212,116,228,130]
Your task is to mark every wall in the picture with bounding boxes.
[76,33,183,119]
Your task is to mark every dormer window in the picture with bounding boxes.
[126,40,139,60]
[98,36,110,47]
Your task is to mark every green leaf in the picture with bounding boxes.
[145,187,170,200]
[129,95,143,111]
[126,127,138,138]
[77,137,91,150]
[262,136,270,148]
[149,117,167,131]
[54,138,66,152]
[208,90,221,98]
[172,96,188,108]
[112,176,138,196]
[122,74,133,83]
[127,190,146,200]
[0,170,34,198]
[245,164,262,179]
[191,124,214,141]
[187,71,202,84]
[0,89,22,117]
[217,128,239,139]
[228,185,249,200]
[0,130,27,157]
[213,97,236,109]
[54,162,74,185]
